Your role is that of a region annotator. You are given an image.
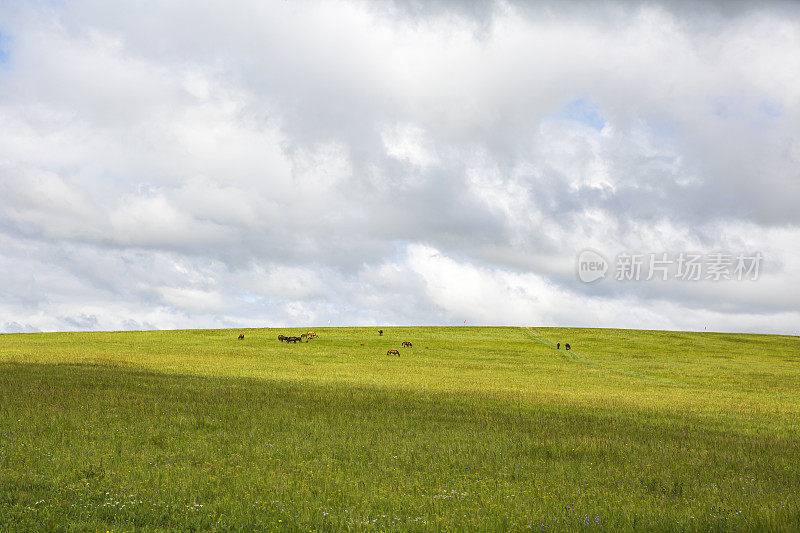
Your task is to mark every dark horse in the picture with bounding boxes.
[565,343,571,350]
[387,349,400,357]
[238,334,245,340]
[402,341,412,347]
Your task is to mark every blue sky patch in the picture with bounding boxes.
[0,30,8,64]
[759,101,782,118]
[555,96,606,130]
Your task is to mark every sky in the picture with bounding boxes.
[0,0,799,334]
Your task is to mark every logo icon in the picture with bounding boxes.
[577,249,608,283]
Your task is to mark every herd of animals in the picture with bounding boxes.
[277,331,319,343]
[236,330,573,356]
[235,329,413,356]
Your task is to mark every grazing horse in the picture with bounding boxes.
[556,342,560,349]
[307,331,317,339]
[565,343,571,350]
[287,336,301,343]
[402,341,412,348]
[278,335,286,342]
[387,349,400,357]
[238,334,245,340]
[378,329,383,336]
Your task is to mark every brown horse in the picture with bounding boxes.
[402,341,412,348]
[238,334,245,340]
[387,349,400,357]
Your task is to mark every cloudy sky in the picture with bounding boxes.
[1,1,799,334]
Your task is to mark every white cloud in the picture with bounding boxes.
[0,0,798,334]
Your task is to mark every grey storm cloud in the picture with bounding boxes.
[0,0,798,334]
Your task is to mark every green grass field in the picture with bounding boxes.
[1,326,798,531]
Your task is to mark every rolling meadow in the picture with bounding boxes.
[0,326,798,531]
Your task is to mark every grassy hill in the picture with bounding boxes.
[1,327,798,530]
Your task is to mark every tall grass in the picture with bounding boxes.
[1,327,798,530]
